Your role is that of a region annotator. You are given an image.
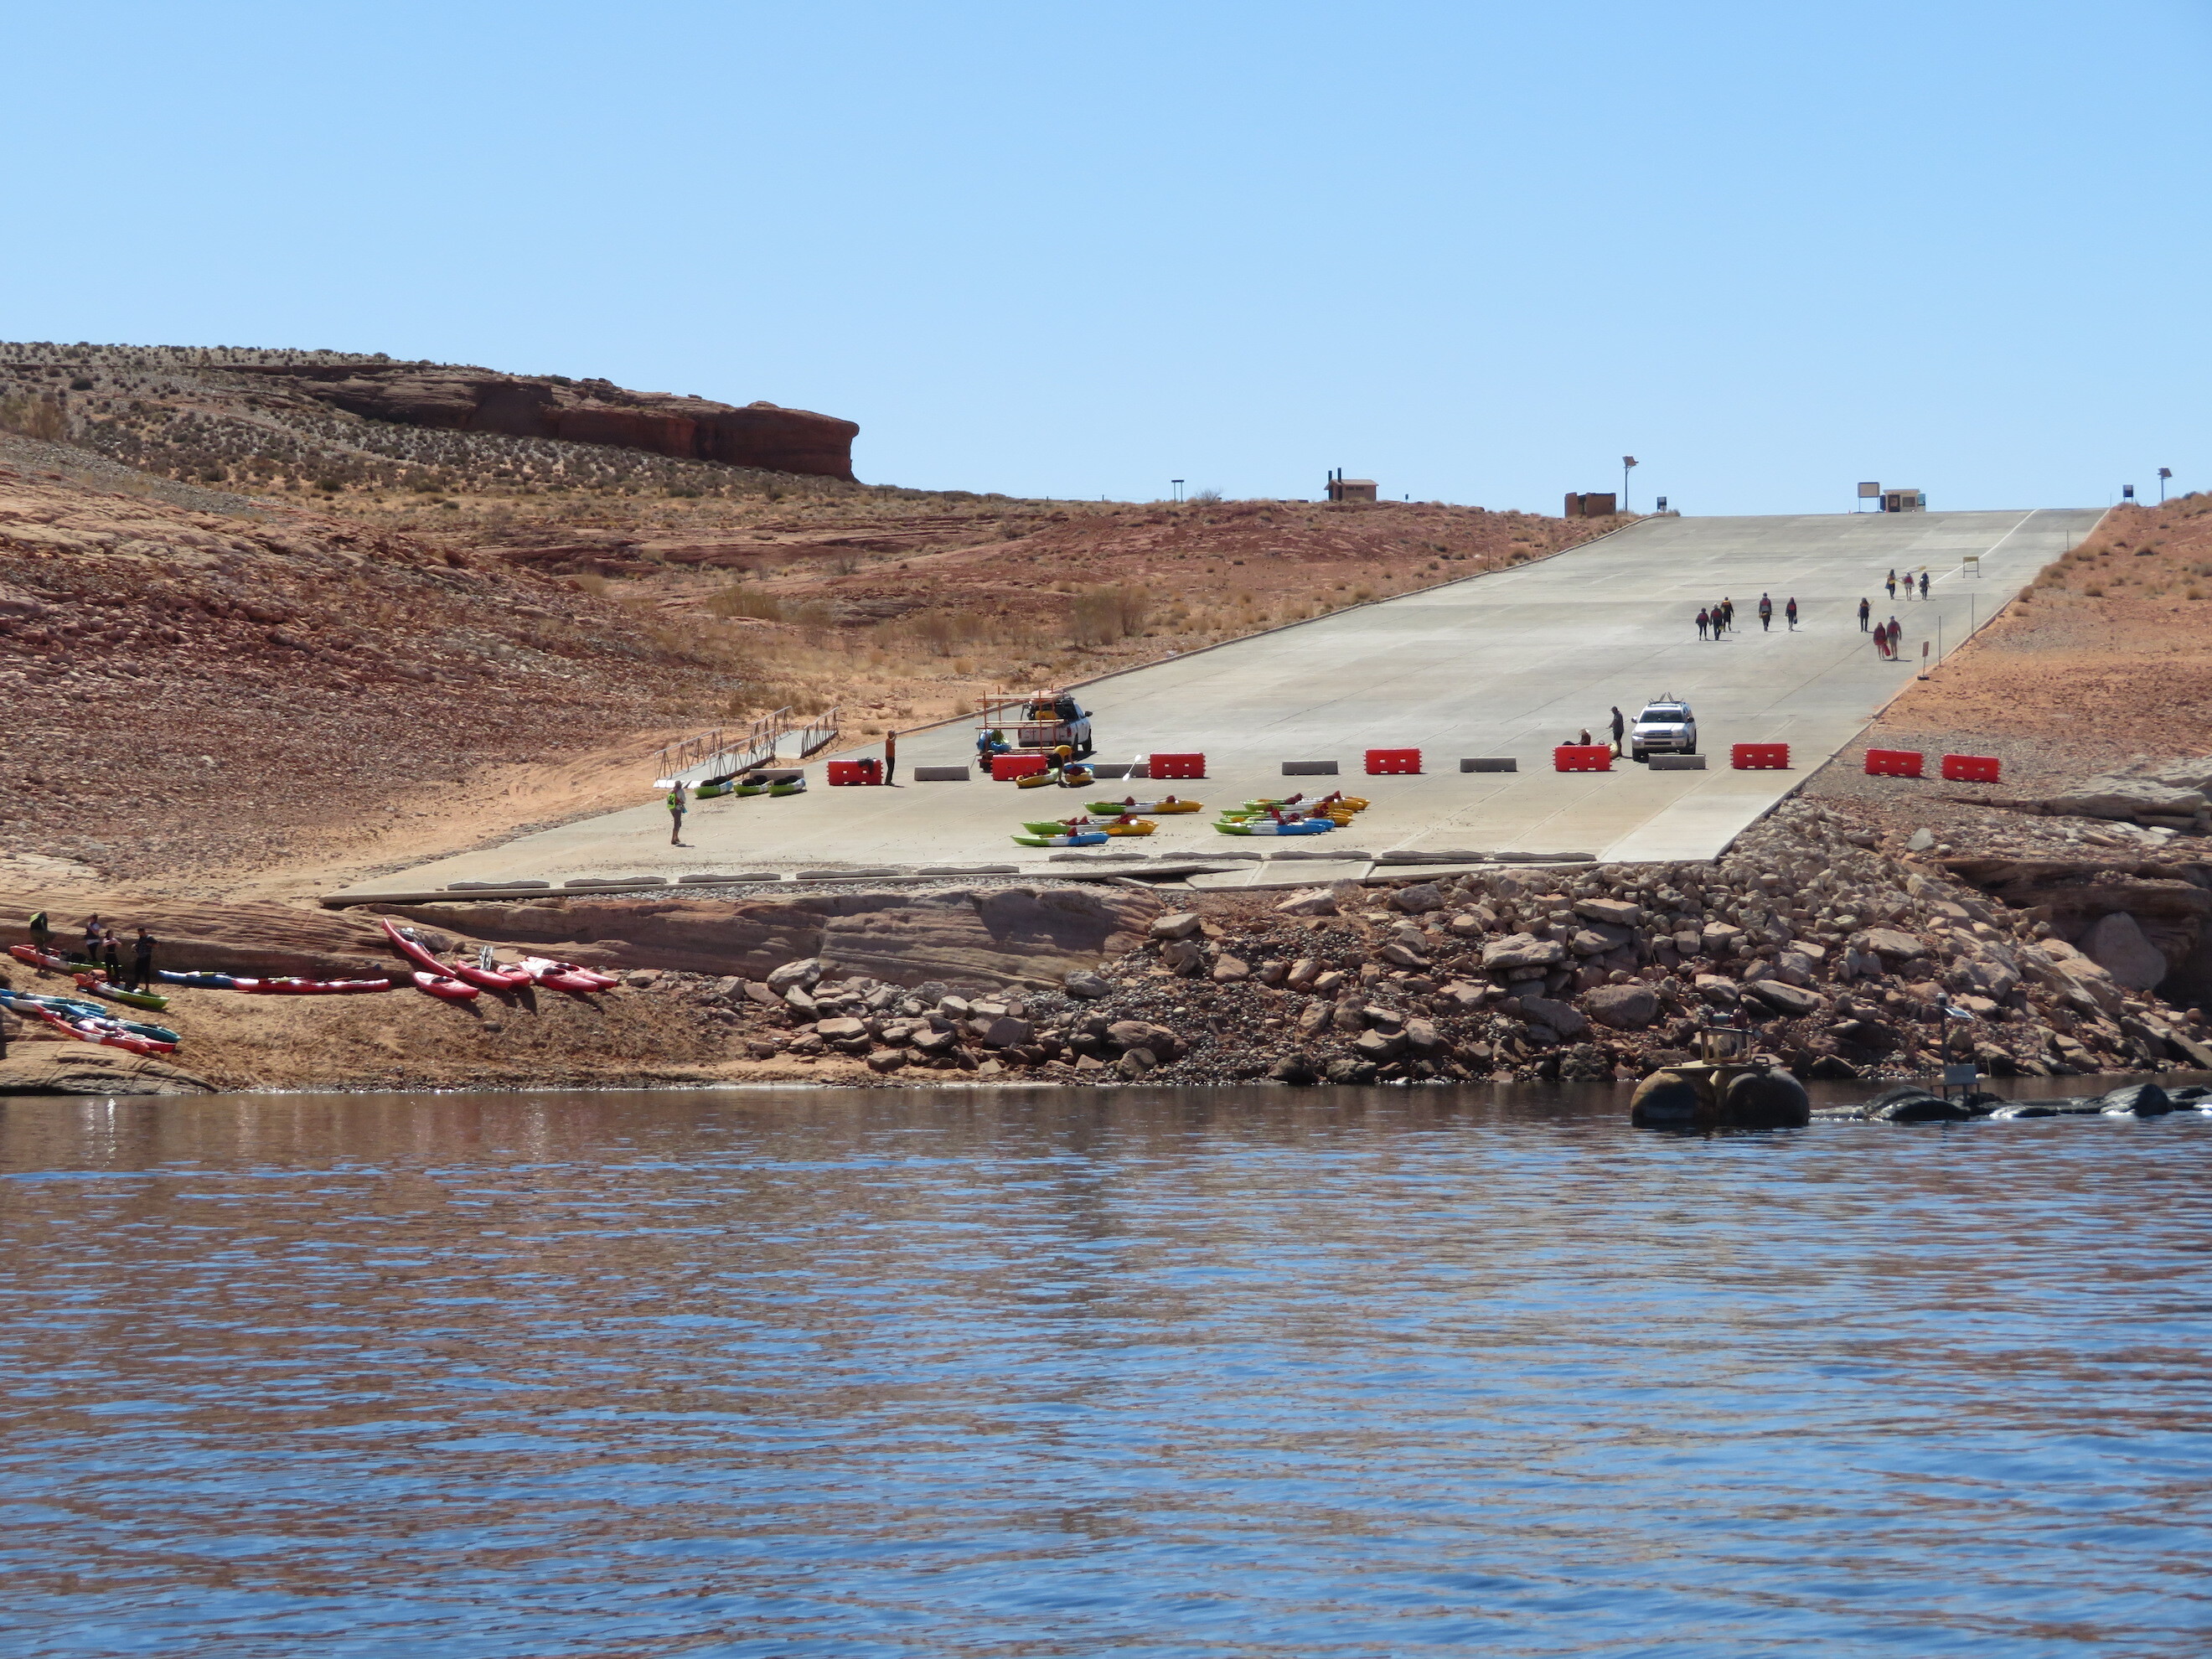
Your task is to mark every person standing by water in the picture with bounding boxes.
[666,780,688,846]
[82,914,104,964]
[1858,597,1872,631]
[132,928,156,994]
[102,932,122,987]
[1786,597,1800,630]
[883,729,898,787]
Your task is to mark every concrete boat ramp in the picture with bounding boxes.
[333,508,2099,904]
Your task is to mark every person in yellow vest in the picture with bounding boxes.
[666,780,688,845]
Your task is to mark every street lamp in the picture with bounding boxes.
[1622,455,1637,513]
[2159,467,2173,502]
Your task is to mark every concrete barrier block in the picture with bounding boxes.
[1089,762,1134,779]
[676,872,786,884]
[797,868,906,881]
[562,876,668,889]
[1649,755,1707,771]
[912,765,972,782]
[447,879,550,890]
[1282,759,1341,776]
[1460,757,1517,773]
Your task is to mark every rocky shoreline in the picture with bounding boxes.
[621,797,2212,1091]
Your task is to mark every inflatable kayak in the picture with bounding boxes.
[1012,831,1109,848]
[1087,797,1203,815]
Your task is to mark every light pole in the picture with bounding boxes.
[2159,467,2173,502]
[1622,455,1637,513]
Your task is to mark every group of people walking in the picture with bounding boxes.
[1696,592,1799,639]
[1885,567,1932,602]
[1854,597,1909,658]
[28,911,156,990]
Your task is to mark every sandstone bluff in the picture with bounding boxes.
[220,361,859,480]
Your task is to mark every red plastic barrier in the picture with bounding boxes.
[1731,742,1791,771]
[1365,747,1422,775]
[1150,752,1207,780]
[1554,745,1613,773]
[1941,753,2002,783]
[1863,748,1925,778]
[990,753,1051,781]
[826,759,881,786]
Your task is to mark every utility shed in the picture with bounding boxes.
[1564,491,1617,518]
[1326,476,1377,503]
[1881,488,1926,513]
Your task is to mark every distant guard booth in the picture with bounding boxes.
[1326,468,1377,502]
[1563,491,1617,518]
[1881,488,1926,513]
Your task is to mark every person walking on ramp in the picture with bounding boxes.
[1758,592,1773,631]
[1696,607,1710,640]
[1858,597,1871,631]
[666,780,688,846]
[1610,705,1625,756]
[1786,597,1800,630]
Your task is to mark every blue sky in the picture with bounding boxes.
[7,1,2205,513]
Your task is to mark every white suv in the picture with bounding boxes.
[1630,698,1697,761]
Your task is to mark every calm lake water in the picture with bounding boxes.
[3,1082,2209,1658]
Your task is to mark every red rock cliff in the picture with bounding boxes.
[224,364,859,480]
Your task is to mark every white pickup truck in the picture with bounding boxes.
[1629,698,1697,761]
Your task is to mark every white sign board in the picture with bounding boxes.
[1858,481,1881,499]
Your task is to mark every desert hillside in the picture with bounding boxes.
[0,343,1625,892]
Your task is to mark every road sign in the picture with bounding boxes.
[1858,481,1881,498]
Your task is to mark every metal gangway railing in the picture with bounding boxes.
[653,710,789,788]
[783,706,841,759]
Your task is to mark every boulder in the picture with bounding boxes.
[1107,1020,1181,1061]
[773,958,830,995]
[1150,912,1205,942]
[1379,942,1429,969]
[1324,1057,1380,1086]
[1482,933,1566,973]
[1274,889,1337,917]
[814,1016,868,1041]
[1212,954,1251,983]
[1391,883,1446,914]
[1693,974,1739,1005]
[1584,983,1660,1030]
[1568,928,1615,958]
[1062,969,1109,1000]
[1267,1051,1319,1085]
[981,1016,1034,1049]
[1701,921,1744,954]
[1853,928,1929,965]
[1403,1018,1446,1056]
[2047,775,2208,822]
[2083,911,2168,991]
[1519,996,1589,1039]
[865,1050,907,1073]
[2095,1082,2173,1116]
[1116,1048,1157,1078]
[1745,979,1822,1018]
[1573,897,1644,928]
[1352,1029,1408,1062]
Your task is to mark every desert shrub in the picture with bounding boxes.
[706,585,783,622]
[0,395,65,441]
[1068,583,1150,645]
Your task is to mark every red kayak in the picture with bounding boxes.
[230,976,399,995]
[10,943,72,973]
[380,918,528,990]
[411,969,479,1002]
[517,955,618,994]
